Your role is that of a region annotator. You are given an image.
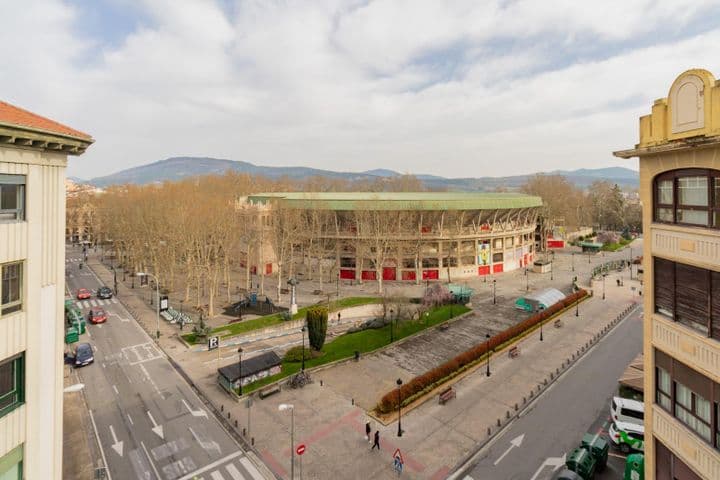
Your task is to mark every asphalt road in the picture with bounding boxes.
[65,246,264,480]
[458,304,643,480]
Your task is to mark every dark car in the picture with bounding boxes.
[88,306,107,324]
[97,286,113,299]
[74,342,94,367]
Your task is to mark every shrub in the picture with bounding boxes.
[375,289,588,413]
[306,306,328,351]
[283,346,321,362]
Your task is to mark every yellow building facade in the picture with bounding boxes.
[615,69,720,479]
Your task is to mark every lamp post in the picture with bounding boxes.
[571,252,575,272]
[525,268,529,292]
[492,279,496,305]
[237,347,243,396]
[550,252,554,281]
[396,378,403,437]
[389,308,395,343]
[485,333,491,377]
[301,325,306,372]
[629,247,633,280]
[336,272,339,298]
[539,305,545,342]
[575,292,580,317]
[279,404,295,480]
[602,273,607,300]
[111,266,118,296]
[137,272,160,339]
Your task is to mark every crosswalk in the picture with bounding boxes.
[175,452,265,480]
[65,257,83,263]
[76,298,119,309]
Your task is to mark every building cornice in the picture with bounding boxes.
[613,135,720,159]
[0,124,93,155]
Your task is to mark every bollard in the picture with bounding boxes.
[497,418,501,427]
[351,398,354,405]
[544,378,548,385]
[556,367,559,374]
[235,420,238,428]
[251,437,255,446]
[221,405,224,412]
[530,390,534,398]
[514,403,518,411]
[227,412,231,419]
[320,380,323,386]
[242,427,246,436]
[550,373,554,380]
[537,385,541,392]
[487,427,492,436]
[506,411,510,419]
[523,396,526,404]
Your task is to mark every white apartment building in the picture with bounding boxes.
[0,101,92,479]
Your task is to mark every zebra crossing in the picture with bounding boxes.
[65,257,83,263]
[76,297,119,310]
[174,452,265,480]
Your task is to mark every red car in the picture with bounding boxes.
[76,288,92,300]
[88,306,107,324]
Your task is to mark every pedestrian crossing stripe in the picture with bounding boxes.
[75,298,118,309]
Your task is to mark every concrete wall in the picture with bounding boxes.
[0,146,67,480]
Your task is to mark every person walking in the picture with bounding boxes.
[371,430,380,451]
[365,422,371,442]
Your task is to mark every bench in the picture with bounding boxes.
[554,319,562,328]
[508,346,520,358]
[259,384,281,399]
[438,387,456,405]
[160,310,173,321]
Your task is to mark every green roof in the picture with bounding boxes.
[247,192,542,211]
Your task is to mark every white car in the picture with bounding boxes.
[609,421,645,453]
[610,396,644,426]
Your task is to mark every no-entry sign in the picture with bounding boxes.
[296,444,306,456]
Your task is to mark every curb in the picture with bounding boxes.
[446,301,640,480]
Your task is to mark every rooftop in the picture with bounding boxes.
[217,351,282,381]
[247,192,542,211]
[0,100,93,155]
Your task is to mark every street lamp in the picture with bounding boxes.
[485,333,491,377]
[571,252,575,272]
[278,404,295,480]
[575,291,580,317]
[550,252,554,281]
[492,279,497,305]
[602,273,607,300]
[525,268,529,292]
[336,272,340,298]
[539,305,545,342]
[301,325,306,372]
[110,265,118,296]
[629,247,633,280]
[389,308,395,343]
[396,378,403,437]
[136,272,160,339]
[237,347,243,396]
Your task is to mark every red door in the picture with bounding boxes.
[361,270,377,280]
[401,270,416,281]
[340,269,355,279]
[382,267,396,281]
[265,263,273,275]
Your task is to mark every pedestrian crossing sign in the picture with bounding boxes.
[393,448,403,463]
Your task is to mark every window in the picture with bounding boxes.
[620,407,644,421]
[0,175,25,222]
[674,382,712,442]
[656,366,671,411]
[1,263,22,316]
[653,257,720,340]
[492,252,503,263]
[0,354,24,418]
[653,169,720,227]
[0,444,23,480]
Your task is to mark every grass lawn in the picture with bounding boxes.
[239,303,470,394]
[182,296,382,344]
[601,238,631,252]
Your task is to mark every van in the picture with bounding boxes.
[610,396,643,425]
[609,421,644,454]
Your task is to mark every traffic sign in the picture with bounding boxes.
[160,295,169,312]
[208,336,219,351]
[296,444,306,456]
[393,448,403,463]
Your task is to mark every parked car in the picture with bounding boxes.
[97,286,113,299]
[74,342,94,367]
[76,288,91,300]
[611,396,644,426]
[609,421,645,454]
[88,306,107,324]
[554,469,582,480]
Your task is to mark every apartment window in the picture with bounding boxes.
[0,175,25,222]
[654,168,720,227]
[656,366,672,411]
[674,382,712,442]
[653,257,720,340]
[0,354,24,418]
[1,263,22,316]
[0,444,23,480]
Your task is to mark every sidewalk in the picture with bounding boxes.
[86,250,641,480]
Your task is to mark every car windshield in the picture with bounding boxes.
[76,344,92,357]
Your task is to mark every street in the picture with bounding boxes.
[64,246,264,480]
[457,304,643,480]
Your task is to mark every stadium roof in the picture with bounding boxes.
[247,192,542,211]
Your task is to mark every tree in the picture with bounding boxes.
[306,306,328,351]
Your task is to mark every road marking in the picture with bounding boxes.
[225,464,244,480]
[138,363,163,397]
[493,433,524,466]
[609,452,627,459]
[147,411,164,439]
[88,410,113,480]
[188,426,221,455]
[102,363,106,369]
[90,299,98,307]
[127,414,134,425]
[182,398,208,418]
[175,451,244,480]
[529,454,566,480]
[109,425,124,457]
[210,471,224,480]
[112,385,119,395]
[140,441,162,480]
[239,457,265,480]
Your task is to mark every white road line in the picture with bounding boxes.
[225,464,244,480]
[239,457,264,480]
[112,385,119,395]
[176,451,244,480]
[111,297,118,303]
[102,363,106,369]
[90,299,98,307]
[127,414,134,425]
[210,471,225,480]
[88,410,113,480]
[139,363,163,397]
[140,441,162,480]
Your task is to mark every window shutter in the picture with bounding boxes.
[675,263,710,334]
[654,257,675,315]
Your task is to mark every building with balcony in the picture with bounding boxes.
[237,192,542,290]
[615,69,720,479]
[0,100,92,479]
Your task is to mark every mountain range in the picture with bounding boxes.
[73,157,639,191]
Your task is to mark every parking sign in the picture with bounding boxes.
[208,336,219,350]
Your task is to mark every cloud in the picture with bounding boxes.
[2,0,720,180]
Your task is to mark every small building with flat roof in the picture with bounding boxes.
[217,351,282,393]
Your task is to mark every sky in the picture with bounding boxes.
[3,0,720,180]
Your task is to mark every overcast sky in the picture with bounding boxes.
[3,0,720,180]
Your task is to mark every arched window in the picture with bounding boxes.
[654,169,720,228]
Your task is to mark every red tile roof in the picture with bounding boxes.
[0,100,92,141]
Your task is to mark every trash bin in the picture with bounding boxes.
[623,453,644,480]
[565,447,596,480]
[354,350,360,361]
[73,318,87,335]
[65,327,79,344]
[581,432,609,470]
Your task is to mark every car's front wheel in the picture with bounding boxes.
[619,443,631,454]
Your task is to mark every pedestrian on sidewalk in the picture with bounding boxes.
[371,430,380,450]
[365,422,371,442]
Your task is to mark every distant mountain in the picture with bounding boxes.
[78,156,639,191]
